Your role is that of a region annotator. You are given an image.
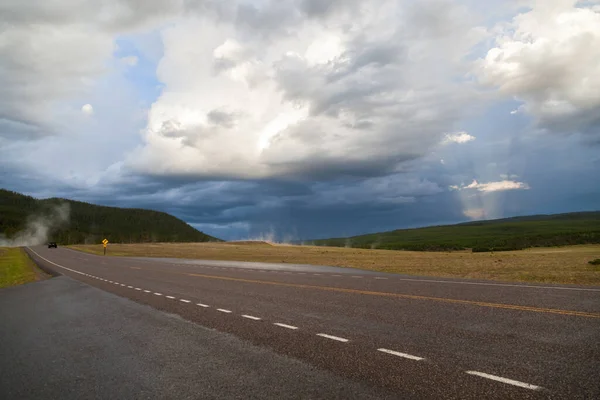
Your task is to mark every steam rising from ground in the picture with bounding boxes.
[0,203,70,247]
[238,229,299,245]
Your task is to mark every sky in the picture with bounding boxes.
[1,0,599,241]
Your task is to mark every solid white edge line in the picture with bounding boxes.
[316,333,349,342]
[217,308,232,313]
[274,323,298,330]
[26,248,86,276]
[197,303,209,308]
[465,371,542,391]
[377,348,424,361]
[242,315,261,320]
[180,299,191,303]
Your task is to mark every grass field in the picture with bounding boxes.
[69,242,600,286]
[0,247,39,288]
[311,211,600,251]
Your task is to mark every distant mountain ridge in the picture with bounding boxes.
[0,189,220,245]
[310,211,600,251]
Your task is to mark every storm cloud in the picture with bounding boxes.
[1,0,599,240]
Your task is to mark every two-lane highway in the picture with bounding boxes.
[27,246,600,399]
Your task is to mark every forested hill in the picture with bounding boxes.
[310,211,600,252]
[0,189,219,245]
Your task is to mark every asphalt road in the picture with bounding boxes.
[12,246,600,398]
[0,276,394,400]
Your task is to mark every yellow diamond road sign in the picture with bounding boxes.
[102,238,108,245]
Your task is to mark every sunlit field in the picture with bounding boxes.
[70,242,600,286]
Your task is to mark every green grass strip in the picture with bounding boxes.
[0,247,37,288]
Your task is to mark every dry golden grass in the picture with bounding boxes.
[69,242,600,285]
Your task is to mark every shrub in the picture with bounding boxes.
[472,246,524,253]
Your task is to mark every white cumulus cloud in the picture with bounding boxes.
[81,104,94,115]
[129,0,486,180]
[476,0,600,134]
[0,0,180,140]
[451,179,530,193]
[443,131,475,144]
[463,208,485,220]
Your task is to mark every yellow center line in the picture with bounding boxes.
[182,272,600,319]
[130,267,142,270]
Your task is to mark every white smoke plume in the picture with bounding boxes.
[0,203,70,247]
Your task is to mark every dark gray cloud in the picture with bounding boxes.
[1,0,599,243]
[0,0,179,31]
[3,133,599,242]
[207,109,240,129]
[299,0,361,18]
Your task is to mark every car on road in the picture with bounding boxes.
[48,242,57,249]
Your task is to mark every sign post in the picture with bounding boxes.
[102,238,109,255]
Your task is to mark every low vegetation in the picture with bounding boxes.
[0,189,219,244]
[0,247,39,288]
[310,211,600,251]
[70,242,600,285]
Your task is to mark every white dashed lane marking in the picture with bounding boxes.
[465,371,542,391]
[377,348,424,361]
[24,247,555,394]
[317,333,349,342]
[274,323,298,330]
